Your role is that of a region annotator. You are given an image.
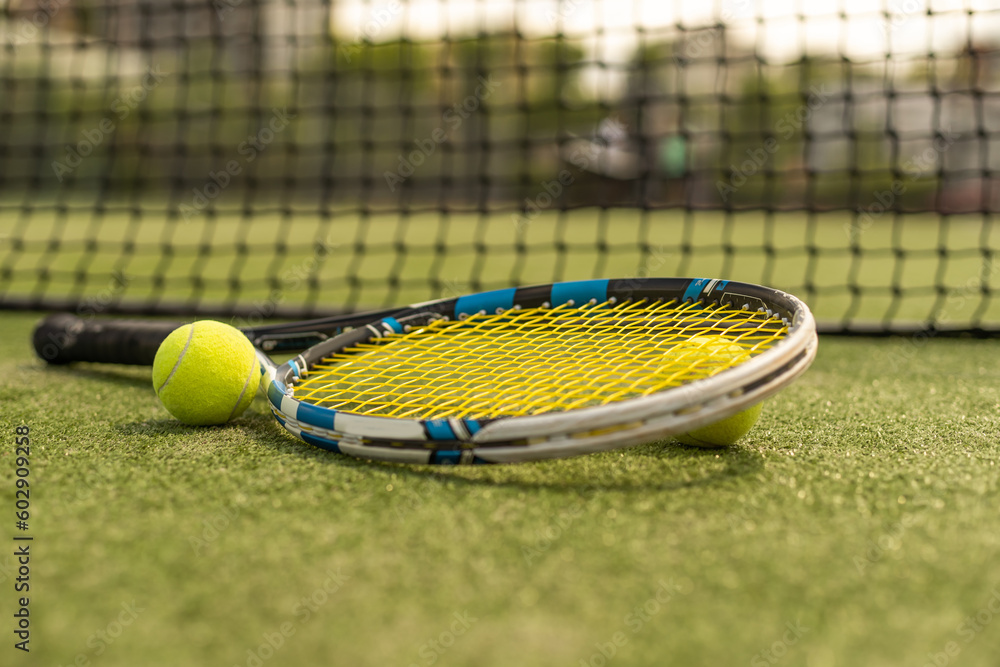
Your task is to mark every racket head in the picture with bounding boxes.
[263,278,817,464]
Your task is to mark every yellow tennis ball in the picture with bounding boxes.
[656,334,751,377]
[685,335,751,364]
[675,401,763,448]
[660,335,761,447]
[152,321,260,426]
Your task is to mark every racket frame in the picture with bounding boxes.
[260,278,817,464]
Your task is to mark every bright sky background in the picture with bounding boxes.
[332,0,1000,64]
[2,0,997,90]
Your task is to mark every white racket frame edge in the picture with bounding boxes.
[257,286,817,463]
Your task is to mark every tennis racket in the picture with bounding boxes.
[33,278,817,464]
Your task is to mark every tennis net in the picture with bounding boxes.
[1,0,998,333]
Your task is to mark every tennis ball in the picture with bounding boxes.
[152,320,260,426]
[656,335,752,377]
[675,401,763,448]
[684,335,751,365]
[662,335,761,447]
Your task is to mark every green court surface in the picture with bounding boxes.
[1,311,999,667]
[4,206,998,327]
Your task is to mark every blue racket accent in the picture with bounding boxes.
[381,317,403,334]
[32,277,814,465]
[698,279,728,299]
[425,419,457,440]
[267,377,301,419]
[249,277,815,465]
[297,401,336,430]
[267,379,287,406]
[423,418,481,441]
[682,278,730,304]
[551,279,609,307]
[454,287,516,316]
[299,430,341,453]
[682,278,711,302]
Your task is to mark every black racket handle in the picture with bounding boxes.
[33,313,182,366]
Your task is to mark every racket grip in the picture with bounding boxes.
[33,314,182,366]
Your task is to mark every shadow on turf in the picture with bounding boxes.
[229,412,770,492]
[42,364,151,388]
[114,398,768,492]
[63,358,770,492]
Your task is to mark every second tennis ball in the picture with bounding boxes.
[675,401,763,447]
[668,335,761,447]
[152,320,260,426]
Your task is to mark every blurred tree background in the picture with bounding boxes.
[1,0,996,214]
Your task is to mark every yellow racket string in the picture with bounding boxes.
[292,299,788,420]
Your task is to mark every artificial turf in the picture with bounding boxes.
[2,311,999,667]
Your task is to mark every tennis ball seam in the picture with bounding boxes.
[153,321,260,425]
[155,324,195,396]
[226,358,259,422]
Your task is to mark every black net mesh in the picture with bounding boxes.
[1,0,999,333]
